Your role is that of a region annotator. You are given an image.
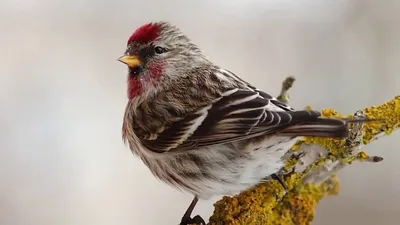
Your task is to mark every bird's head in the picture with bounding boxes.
[118,21,208,99]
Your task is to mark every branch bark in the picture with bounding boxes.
[207,77,400,225]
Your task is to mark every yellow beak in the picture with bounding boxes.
[117,55,142,68]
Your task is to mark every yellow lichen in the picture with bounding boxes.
[356,151,369,161]
[209,174,340,225]
[208,96,399,225]
[279,95,287,102]
[290,140,303,151]
[283,158,298,172]
[362,95,400,144]
[279,176,340,225]
[209,173,305,225]
[320,108,342,118]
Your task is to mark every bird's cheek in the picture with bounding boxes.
[147,63,165,81]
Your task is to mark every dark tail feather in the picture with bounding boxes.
[280,117,379,138]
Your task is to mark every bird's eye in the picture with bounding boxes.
[154,46,167,54]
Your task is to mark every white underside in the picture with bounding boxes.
[161,136,301,200]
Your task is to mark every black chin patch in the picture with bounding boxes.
[129,66,143,77]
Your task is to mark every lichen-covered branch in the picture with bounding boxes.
[207,77,400,225]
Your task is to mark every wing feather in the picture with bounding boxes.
[140,85,320,152]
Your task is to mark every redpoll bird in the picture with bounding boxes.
[118,21,366,225]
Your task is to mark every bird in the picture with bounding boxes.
[117,21,369,225]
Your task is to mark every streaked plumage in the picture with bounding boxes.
[118,21,366,223]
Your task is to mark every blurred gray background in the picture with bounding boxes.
[1,0,399,224]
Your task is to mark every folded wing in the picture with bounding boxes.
[139,87,350,153]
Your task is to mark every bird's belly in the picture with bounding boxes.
[146,136,300,199]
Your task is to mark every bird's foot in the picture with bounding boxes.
[180,215,206,225]
[271,173,288,190]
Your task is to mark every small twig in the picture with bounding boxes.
[277,76,296,104]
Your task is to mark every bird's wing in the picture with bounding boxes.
[139,86,328,153]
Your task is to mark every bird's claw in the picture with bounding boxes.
[180,215,206,225]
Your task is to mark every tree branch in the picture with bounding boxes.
[207,77,400,225]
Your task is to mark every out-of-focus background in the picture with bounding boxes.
[1,0,399,224]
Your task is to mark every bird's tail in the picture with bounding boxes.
[279,117,379,138]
